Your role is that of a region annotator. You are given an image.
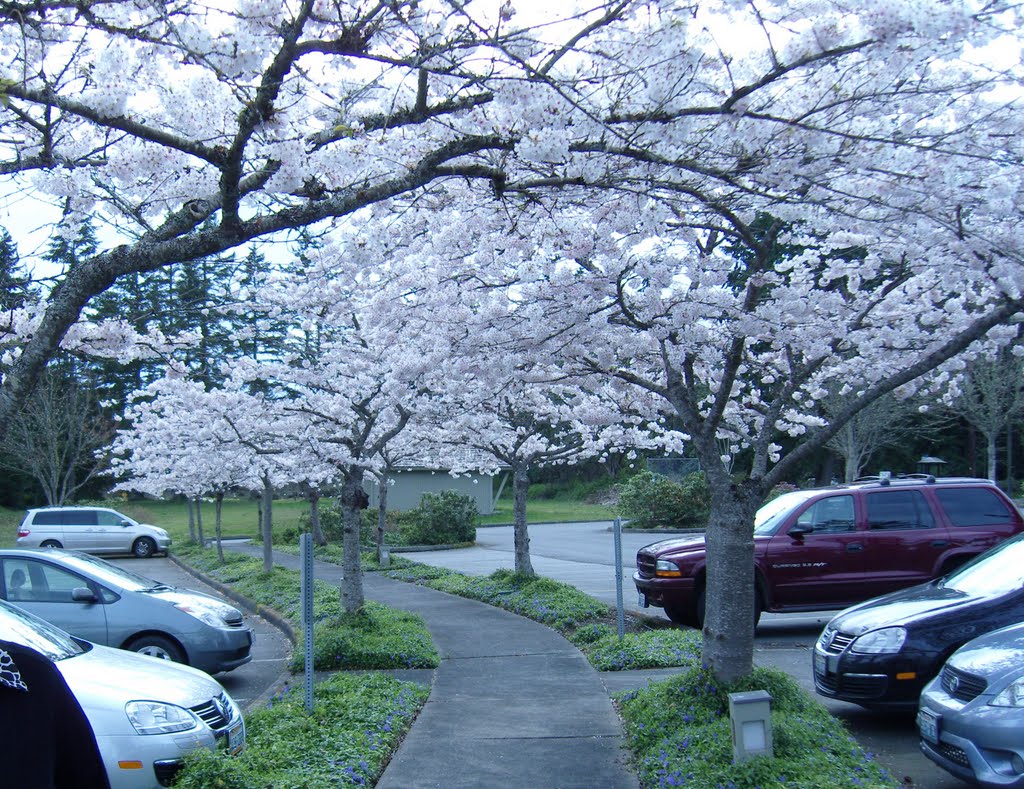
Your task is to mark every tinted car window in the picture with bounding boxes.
[32,511,63,526]
[866,490,935,530]
[94,510,126,526]
[5,560,85,603]
[935,488,1013,527]
[796,495,855,533]
[62,510,97,526]
[754,490,820,535]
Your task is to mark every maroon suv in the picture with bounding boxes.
[633,477,1024,628]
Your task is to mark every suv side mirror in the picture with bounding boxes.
[71,587,98,604]
[788,524,814,540]
[120,520,132,528]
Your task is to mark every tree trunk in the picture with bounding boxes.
[339,470,367,612]
[512,463,534,576]
[194,496,205,547]
[376,472,388,563]
[214,491,225,564]
[987,432,998,483]
[308,489,326,547]
[700,479,763,683]
[261,477,274,574]
[186,497,197,543]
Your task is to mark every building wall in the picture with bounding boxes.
[364,470,504,515]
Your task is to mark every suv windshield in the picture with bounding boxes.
[0,600,84,660]
[942,536,1024,598]
[754,490,820,536]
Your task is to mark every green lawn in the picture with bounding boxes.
[0,492,617,549]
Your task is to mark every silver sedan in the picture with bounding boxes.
[0,548,253,674]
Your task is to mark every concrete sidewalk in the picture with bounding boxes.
[227,543,640,789]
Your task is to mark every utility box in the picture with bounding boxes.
[728,689,773,764]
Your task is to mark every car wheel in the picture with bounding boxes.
[695,588,762,629]
[126,635,185,664]
[132,537,157,558]
[40,540,62,549]
[664,603,699,628]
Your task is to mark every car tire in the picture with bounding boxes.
[132,537,157,558]
[40,540,63,549]
[664,603,699,628]
[126,634,185,664]
[695,588,762,629]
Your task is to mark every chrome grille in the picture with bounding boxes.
[823,631,855,654]
[941,665,987,702]
[636,552,656,578]
[190,692,235,733]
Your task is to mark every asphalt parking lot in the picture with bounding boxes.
[108,556,292,710]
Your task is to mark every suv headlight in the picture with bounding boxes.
[654,559,682,578]
[991,678,1024,707]
[850,627,906,654]
[126,701,198,735]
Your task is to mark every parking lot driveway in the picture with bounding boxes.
[108,556,292,710]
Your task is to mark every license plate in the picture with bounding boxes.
[228,722,245,755]
[918,709,940,745]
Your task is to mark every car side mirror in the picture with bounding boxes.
[71,587,98,604]
[121,521,132,528]
[788,524,814,540]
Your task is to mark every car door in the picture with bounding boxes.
[59,509,99,551]
[93,509,132,552]
[1,558,109,645]
[860,488,949,595]
[763,493,867,608]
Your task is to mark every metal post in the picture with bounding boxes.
[613,517,625,640]
[300,533,315,713]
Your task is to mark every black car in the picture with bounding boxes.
[813,532,1024,710]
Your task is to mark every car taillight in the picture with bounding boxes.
[16,528,29,538]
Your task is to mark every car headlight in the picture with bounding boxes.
[126,701,199,735]
[850,627,906,654]
[655,559,682,578]
[991,678,1024,707]
[175,604,228,628]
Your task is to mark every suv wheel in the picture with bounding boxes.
[696,587,762,629]
[40,540,62,549]
[132,537,157,558]
[664,603,699,628]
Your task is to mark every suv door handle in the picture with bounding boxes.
[846,543,864,552]
[931,540,948,548]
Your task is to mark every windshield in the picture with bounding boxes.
[942,536,1024,598]
[754,490,820,536]
[0,600,84,661]
[56,551,166,592]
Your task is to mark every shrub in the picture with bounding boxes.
[617,665,898,788]
[617,470,710,529]
[174,673,429,789]
[399,490,478,545]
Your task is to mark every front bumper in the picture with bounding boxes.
[632,571,695,609]
[189,626,254,674]
[919,682,1024,787]
[812,643,934,709]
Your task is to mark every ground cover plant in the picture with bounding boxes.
[173,671,429,789]
[617,665,898,789]
[174,545,439,671]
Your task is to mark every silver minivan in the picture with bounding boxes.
[17,506,171,558]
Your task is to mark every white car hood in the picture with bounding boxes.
[57,641,224,736]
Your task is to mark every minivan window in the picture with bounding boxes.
[32,511,63,526]
[866,490,935,530]
[935,488,1013,527]
[62,510,97,526]
[94,510,129,527]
